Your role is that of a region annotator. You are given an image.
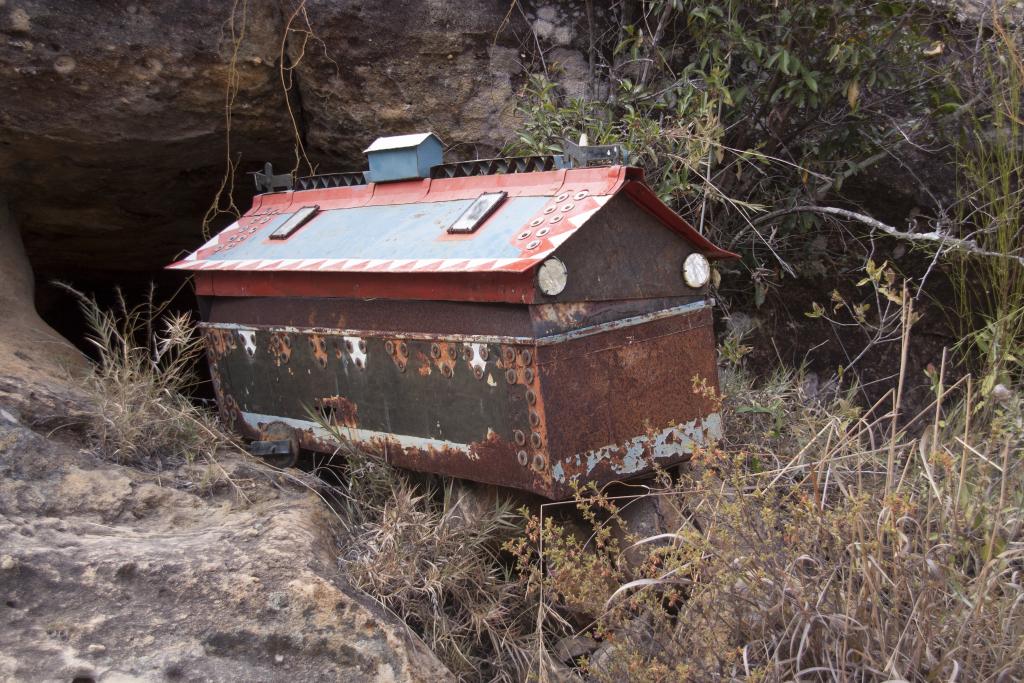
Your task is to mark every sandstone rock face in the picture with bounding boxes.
[0,0,596,284]
[0,197,87,384]
[0,412,452,682]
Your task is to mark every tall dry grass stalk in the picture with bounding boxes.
[953,7,1024,397]
[59,284,230,466]
[311,422,538,682]
[513,311,1022,681]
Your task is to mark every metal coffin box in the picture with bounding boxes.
[169,137,737,499]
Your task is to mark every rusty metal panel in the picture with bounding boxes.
[201,302,721,499]
[535,305,721,496]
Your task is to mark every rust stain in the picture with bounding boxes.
[532,302,592,328]
[204,328,236,358]
[414,349,432,376]
[430,341,457,377]
[309,334,329,369]
[268,333,292,366]
[317,395,359,428]
[384,338,409,372]
[467,429,516,463]
[221,394,240,430]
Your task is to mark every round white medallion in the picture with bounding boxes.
[683,253,711,288]
[537,257,568,296]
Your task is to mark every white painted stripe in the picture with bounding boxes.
[410,259,441,271]
[568,207,599,228]
[386,259,416,271]
[547,232,574,249]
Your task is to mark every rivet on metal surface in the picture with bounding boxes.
[530,217,544,227]
[505,368,517,384]
[524,367,535,383]
[531,453,547,472]
[536,227,550,237]
[530,432,542,449]
[529,411,540,427]
[442,365,453,378]
[518,230,532,240]
[358,339,367,353]
[543,205,557,215]
[555,191,571,202]
[430,343,441,359]
[517,450,529,467]
[526,389,536,405]
[513,430,526,446]
[385,340,395,355]
[355,358,365,369]
[521,349,533,365]
[345,340,354,352]
[502,348,515,364]
[549,215,563,224]
[447,346,457,360]
[561,202,575,212]
[574,189,589,200]
[474,367,483,380]
[399,341,408,356]
[526,240,540,250]
[462,347,472,361]
[398,361,406,373]
[479,346,489,361]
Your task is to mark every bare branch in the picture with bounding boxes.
[752,205,1024,267]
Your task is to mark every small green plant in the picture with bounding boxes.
[509,0,935,278]
[717,326,753,367]
[59,284,229,466]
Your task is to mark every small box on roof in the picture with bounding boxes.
[363,132,444,183]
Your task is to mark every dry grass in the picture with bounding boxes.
[511,347,1023,682]
[310,434,538,681]
[59,284,230,467]
[55,289,1021,682]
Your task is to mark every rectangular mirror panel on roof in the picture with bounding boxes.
[447,192,507,234]
[269,205,319,240]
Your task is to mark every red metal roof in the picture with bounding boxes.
[170,165,737,303]
[170,166,734,272]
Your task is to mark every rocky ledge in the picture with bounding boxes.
[0,401,450,682]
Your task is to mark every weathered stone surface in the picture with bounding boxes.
[0,1,298,279]
[0,1,596,283]
[0,197,87,384]
[0,413,452,682]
